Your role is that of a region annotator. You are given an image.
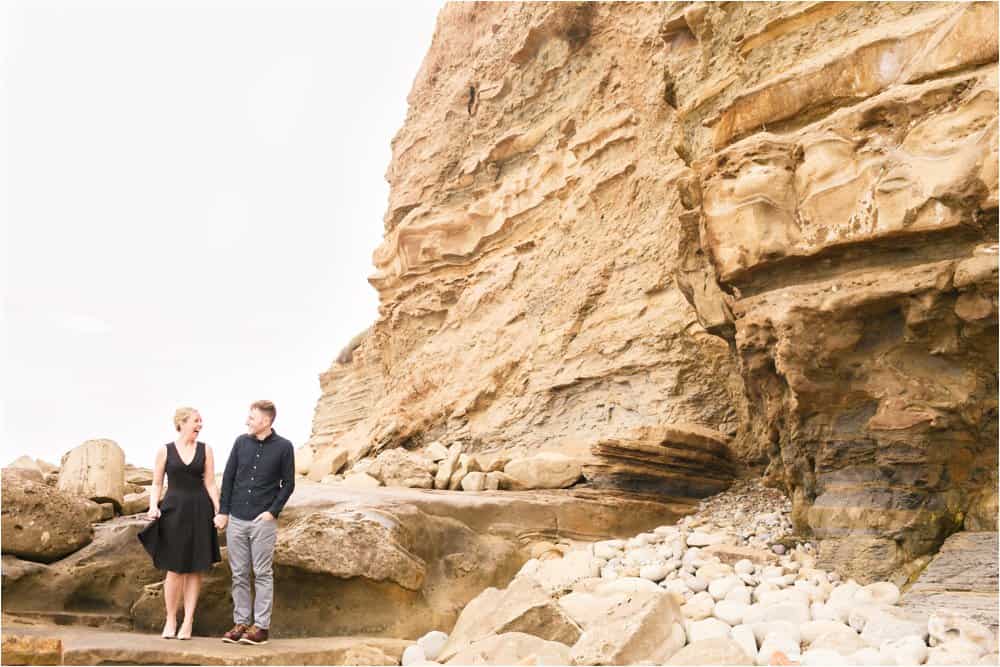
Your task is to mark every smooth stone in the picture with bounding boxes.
[850,647,883,665]
[743,602,810,627]
[417,631,449,661]
[725,586,753,605]
[682,592,717,620]
[663,579,691,597]
[687,617,733,643]
[596,577,662,595]
[811,628,868,655]
[402,644,426,666]
[772,545,786,555]
[750,620,801,645]
[683,574,709,593]
[850,606,928,646]
[709,576,743,601]
[800,648,847,665]
[640,563,671,582]
[594,542,622,560]
[862,581,901,606]
[730,625,758,663]
[757,634,800,666]
[879,635,929,666]
[735,559,756,576]
[714,601,749,626]
[800,620,855,646]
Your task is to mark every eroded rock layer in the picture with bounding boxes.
[310,2,998,580]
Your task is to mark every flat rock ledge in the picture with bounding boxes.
[1,623,409,666]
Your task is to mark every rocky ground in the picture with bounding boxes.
[396,479,999,666]
[3,469,998,665]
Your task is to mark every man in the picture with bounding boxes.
[215,400,295,645]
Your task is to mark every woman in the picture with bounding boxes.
[138,407,222,639]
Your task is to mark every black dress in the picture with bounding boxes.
[138,441,221,573]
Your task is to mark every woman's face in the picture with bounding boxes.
[181,412,203,439]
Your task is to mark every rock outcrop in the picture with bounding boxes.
[305,2,997,582]
[1,469,94,563]
[57,439,126,510]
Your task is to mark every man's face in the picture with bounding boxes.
[246,408,271,436]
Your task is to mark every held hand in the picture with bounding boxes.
[253,511,275,523]
[146,506,161,520]
[214,514,228,530]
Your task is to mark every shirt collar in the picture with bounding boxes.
[254,429,277,443]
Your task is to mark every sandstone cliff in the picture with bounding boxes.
[308,1,998,582]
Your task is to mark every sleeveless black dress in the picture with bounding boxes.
[138,442,221,573]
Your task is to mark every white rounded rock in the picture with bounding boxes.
[683,573,709,593]
[735,559,756,575]
[416,631,449,662]
[687,531,725,547]
[879,635,928,666]
[688,617,733,643]
[639,563,671,582]
[709,576,742,601]
[682,592,716,620]
[725,585,753,606]
[862,581,901,606]
[731,624,759,663]
[662,579,691,597]
[402,644,426,666]
[714,600,749,626]
[624,547,659,567]
[751,620,802,645]
[594,541,622,560]
[800,620,856,647]
[850,647,883,666]
[757,634,801,666]
[801,648,848,665]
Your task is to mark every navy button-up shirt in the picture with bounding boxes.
[219,430,295,521]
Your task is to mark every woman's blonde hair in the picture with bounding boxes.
[173,407,198,432]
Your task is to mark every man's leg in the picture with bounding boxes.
[249,518,278,630]
[226,517,254,627]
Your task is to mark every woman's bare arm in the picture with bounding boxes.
[146,446,167,519]
[203,444,220,514]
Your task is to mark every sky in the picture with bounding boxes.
[4,1,443,469]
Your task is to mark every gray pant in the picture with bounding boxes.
[226,516,277,629]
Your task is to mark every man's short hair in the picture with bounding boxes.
[251,400,276,425]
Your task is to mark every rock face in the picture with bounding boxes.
[584,424,736,497]
[305,2,997,581]
[1,469,94,563]
[669,2,1000,582]
[58,439,126,510]
[901,531,999,633]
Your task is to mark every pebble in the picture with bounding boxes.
[713,600,749,626]
[757,634,800,666]
[724,585,752,606]
[639,563,670,582]
[730,624,758,662]
[687,617,732,643]
[772,544,786,555]
[681,592,716,620]
[879,635,928,665]
[800,648,845,665]
[734,559,755,575]
[402,645,426,666]
[416,631,449,662]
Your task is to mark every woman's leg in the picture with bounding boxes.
[163,571,182,636]
[178,573,203,638]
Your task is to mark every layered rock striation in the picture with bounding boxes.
[308,2,998,582]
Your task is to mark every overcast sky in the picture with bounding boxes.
[4,1,442,469]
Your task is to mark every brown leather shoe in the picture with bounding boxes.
[239,625,269,645]
[222,623,249,644]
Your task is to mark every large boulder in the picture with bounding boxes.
[504,453,583,490]
[439,576,582,661]
[445,632,571,665]
[367,449,437,489]
[569,589,685,665]
[2,469,94,562]
[57,439,125,510]
[273,507,426,590]
[307,446,348,482]
[2,516,159,614]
